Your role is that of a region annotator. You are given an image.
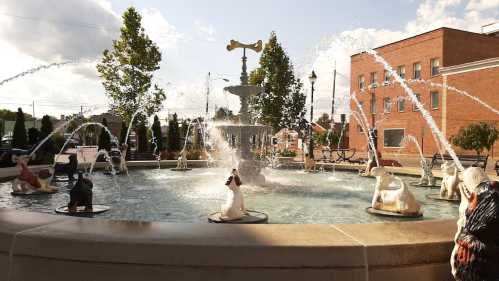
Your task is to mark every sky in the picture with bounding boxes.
[0,0,497,124]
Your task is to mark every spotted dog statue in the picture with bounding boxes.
[451,167,499,280]
[418,159,436,186]
[176,150,188,170]
[440,161,460,199]
[371,167,421,215]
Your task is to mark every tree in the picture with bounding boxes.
[249,31,306,131]
[214,107,234,121]
[136,123,148,152]
[151,115,163,151]
[167,113,181,151]
[98,118,111,151]
[316,113,331,130]
[120,121,129,144]
[27,127,40,146]
[451,122,499,157]
[0,109,32,121]
[12,108,27,149]
[96,6,165,127]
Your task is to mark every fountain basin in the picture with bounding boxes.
[223,85,263,98]
[0,208,456,281]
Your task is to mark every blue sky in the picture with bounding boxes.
[0,0,496,122]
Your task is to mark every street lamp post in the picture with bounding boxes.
[206,72,230,118]
[308,70,317,160]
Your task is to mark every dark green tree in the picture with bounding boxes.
[98,118,111,151]
[96,6,165,127]
[214,107,234,121]
[316,113,331,130]
[451,122,499,157]
[151,115,163,151]
[167,113,181,151]
[249,31,306,131]
[40,115,53,139]
[12,108,27,149]
[27,127,40,146]
[136,123,148,152]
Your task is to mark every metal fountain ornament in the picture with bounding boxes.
[217,39,271,185]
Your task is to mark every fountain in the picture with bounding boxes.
[401,135,438,188]
[216,39,272,185]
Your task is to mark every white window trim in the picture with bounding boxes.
[383,128,405,148]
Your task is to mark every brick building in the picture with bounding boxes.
[349,26,499,159]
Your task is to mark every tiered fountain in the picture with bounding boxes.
[217,39,271,185]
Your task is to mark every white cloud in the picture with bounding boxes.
[302,0,499,121]
[195,20,217,42]
[467,0,499,11]
[142,8,182,50]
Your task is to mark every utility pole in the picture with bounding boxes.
[331,61,337,130]
[32,100,36,128]
[206,72,210,118]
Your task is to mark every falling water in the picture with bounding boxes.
[401,135,425,163]
[350,93,380,166]
[0,61,76,86]
[29,106,101,157]
[147,124,161,169]
[124,108,146,145]
[366,49,464,171]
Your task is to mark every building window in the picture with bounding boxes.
[412,93,421,111]
[397,65,405,79]
[358,75,365,90]
[431,58,440,76]
[398,98,405,112]
[384,129,405,148]
[370,72,378,87]
[383,97,392,113]
[370,93,376,114]
[431,91,439,109]
[383,70,391,85]
[413,62,421,79]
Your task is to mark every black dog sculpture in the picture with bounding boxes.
[54,154,78,181]
[68,171,93,212]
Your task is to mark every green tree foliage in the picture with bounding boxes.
[0,109,32,121]
[214,107,234,121]
[98,118,111,151]
[40,115,54,139]
[96,7,165,126]
[136,123,148,152]
[314,131,340,148]
[167,113,181,151]
[451,122,499,156]
[249,31,306,131]
[151,115,163,151]
[12,108,27,149]
[27,127,40,146]
[316,113,331,130]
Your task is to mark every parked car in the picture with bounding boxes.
[0,148,30,168]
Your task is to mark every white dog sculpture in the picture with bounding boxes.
[119,144,128,174]
[11,155,57,194]
[371,167,421,215]
[176,150,188,170]
[419,159,436,186]
[440,161,460,199]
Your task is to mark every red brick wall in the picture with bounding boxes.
[445,67,499,158]
[349,28,499,160]
[443,29,499,67]
[349,30,444,157]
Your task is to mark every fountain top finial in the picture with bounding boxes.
[226,39,263,85]
[226,40,263,53]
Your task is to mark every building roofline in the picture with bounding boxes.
[351,26,498,58]
[441,57,499,76]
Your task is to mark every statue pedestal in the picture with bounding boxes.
[55,205,111,215]
[170,168,192,172]
[410,181,440,189]
[208,210,268,224]
[366,207,423,218]
[426,194,460,203]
